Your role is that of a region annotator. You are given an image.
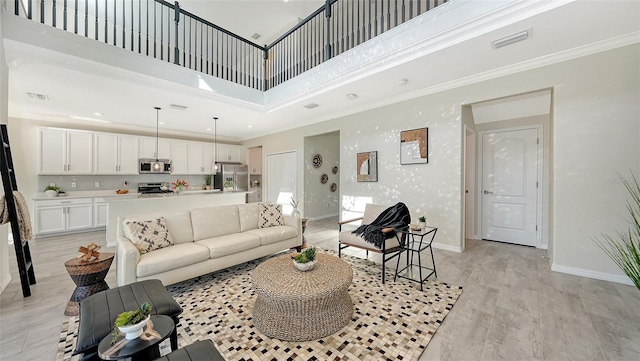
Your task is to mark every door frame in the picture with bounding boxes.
[477,124,544,248]
[463,125,477,248]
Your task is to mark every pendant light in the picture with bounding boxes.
[151,106,163,171]
[212,117,220,173]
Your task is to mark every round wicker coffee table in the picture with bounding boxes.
[251,253,353,341]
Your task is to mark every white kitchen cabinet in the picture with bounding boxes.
[171,140,189,174]
[139,136,172,159]
[39,128,93,174]
[216,144,244,163]
[94,134,139,174]
[188,142,216,174]
[94,198,108,228]
[249,147,262,174]
[34,198,94,236]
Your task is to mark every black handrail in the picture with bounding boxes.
[10,0,448,91]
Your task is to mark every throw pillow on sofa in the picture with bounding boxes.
[125,217,175,253]
[258,202,285,228]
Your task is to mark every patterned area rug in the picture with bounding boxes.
[57,250,462,361]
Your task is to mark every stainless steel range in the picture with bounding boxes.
[138,182,174,196]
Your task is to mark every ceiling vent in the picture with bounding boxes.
[27,92,49,100]
[251,33,261,40]
[492,29,531,49]
[304,103,319,109]
[169,104,188,110]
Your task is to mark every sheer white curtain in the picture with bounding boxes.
[265,150,297,215]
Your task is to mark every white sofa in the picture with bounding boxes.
[116,203,302,286]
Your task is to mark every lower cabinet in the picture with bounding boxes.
[34,197,106,237]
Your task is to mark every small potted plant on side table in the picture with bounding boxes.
[293,247,317,271]
[112,302,153,343]
[418,216,426,230]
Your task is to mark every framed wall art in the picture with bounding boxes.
[400,127,428,164]
[357,151,378,182]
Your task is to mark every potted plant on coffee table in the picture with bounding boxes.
[111,302,153,343]
[293,247,317,271]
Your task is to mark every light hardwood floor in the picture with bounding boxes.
[1,218,639,361]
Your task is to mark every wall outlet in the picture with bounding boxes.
[94,182,100,188]
[71,182,77,188]
[49,182,56,187]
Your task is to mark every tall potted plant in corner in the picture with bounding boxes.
[595,172,640,291]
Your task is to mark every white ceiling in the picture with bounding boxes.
[3,0,640,142]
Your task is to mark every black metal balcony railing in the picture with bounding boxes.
[11,0,448,91]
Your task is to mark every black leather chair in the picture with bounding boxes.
[73,279,183,361]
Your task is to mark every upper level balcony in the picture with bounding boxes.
[3,0,638,140]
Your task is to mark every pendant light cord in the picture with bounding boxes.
[154,107,161,160]
[214,117,218,164]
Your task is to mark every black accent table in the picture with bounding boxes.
[98,315,174,360]
[394,226,438,290]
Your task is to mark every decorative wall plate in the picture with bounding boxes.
[321,174,328,184]
[330,183,337,192]
[312,154,323,168]
[332,166,338,174]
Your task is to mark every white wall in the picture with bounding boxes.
[244,44,640,283]
[303,132,340,220]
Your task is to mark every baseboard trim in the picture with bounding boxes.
[0,274,11,294]
[433,242,463,253]
[551,263,633,286]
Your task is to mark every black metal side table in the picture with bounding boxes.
[394,226,438,290]
[98,315,175,360]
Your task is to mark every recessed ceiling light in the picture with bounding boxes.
[398,79,408,86]
[304,103,319,109]
[248,125,253,128]
[206,128,212,131]
[346,93,358,100]
[492,29,531,49]
[159,121,165,125]
[93,112,103,116]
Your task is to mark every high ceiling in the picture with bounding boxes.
[3,0,640,142]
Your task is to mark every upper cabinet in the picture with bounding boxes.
[139,136,171,159]
[249,147,263,175]
[171,140,189,174]
[188,142,216,174]
[94,133,139,174]
[39,128,93,174]
[217,144,244,163]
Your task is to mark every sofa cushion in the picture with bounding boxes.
[258,203,284,228]
[191,205,241,241]
[125,217,175,254]
[122,211,193,245]
[245,226,298,246]
[339,230,401,250]
[237,203,259,232]
[136,243,210,278]
[196,233,262,259]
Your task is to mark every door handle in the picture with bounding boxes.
[483,190,493,194]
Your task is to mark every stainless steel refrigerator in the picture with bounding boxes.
[214,164,248,192]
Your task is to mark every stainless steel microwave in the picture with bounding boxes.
[139,158,172,174]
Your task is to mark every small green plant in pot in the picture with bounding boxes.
[204,174,212,190]
[44,185,60,197]
[111,302,153,343]
[418,216,427,229]
[293,247,317,271]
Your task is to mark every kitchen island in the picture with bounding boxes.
[105,191,246,247]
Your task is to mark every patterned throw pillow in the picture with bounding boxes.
[258,202,285,228]
[125,217,175,254]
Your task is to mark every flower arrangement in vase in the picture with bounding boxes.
[290,197,301,218]
[171,179,189,195]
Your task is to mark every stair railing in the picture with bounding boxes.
[10,0,448,91]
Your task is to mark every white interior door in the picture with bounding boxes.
[265,151,297,215]
[481,128,538,246]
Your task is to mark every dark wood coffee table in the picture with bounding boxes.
[98,315,174,360]
[64,252,114,316]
